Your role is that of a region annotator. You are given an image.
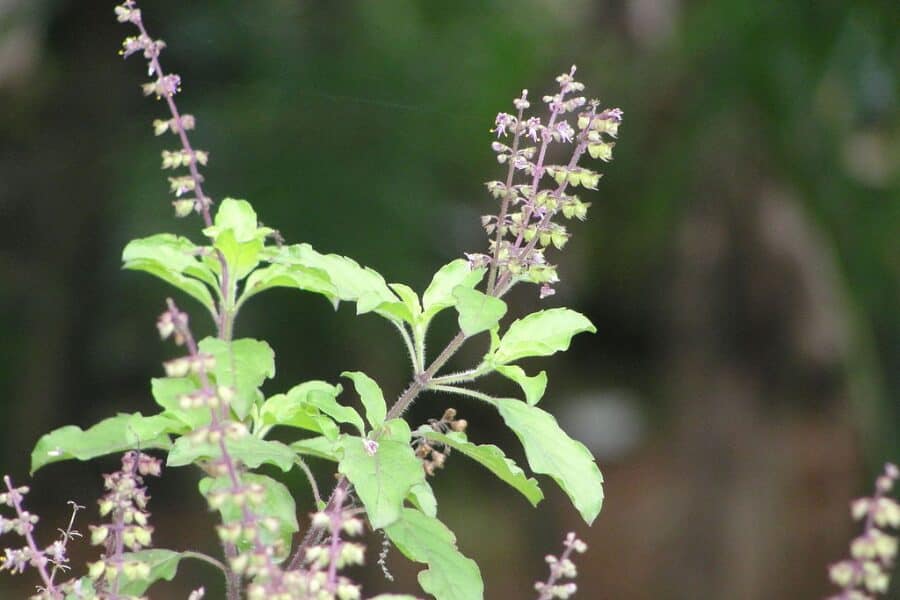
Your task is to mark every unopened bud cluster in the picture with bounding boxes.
[828,463,900,599]
[472,66,622,298]
[116,0,212,219]
[415,408,468,477]
[534,532,587,600]
[86,451,161,595]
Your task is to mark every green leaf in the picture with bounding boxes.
[303,384,366,436]
[379,283,421,324]
[341,371,387,430]
[122,234,217,312]
[452,287,507,337]
[290,436,340,461]
[419,428,543,507]
[167,435,295,472]
[369,596,421,600]
[198,337,275,420]
[385,509,483,600]
[208,198,269,243]
[407,480,437,517]
[491,308,595,364]
[380,418,412,443]
[241,263,337,304]
[487,398,603,525]
[338,436,425,529]
[494,365,548,406]
[214,228,265,280]
[203,199,274,279]
[151,377,210,430]
[421,260,486,324]
[200,473,298,558]
[274,243,398,315]
[260,381,342,439]
[116,549,183,595]
[31,413,177,474]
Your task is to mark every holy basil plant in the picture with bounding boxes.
[2,2,622,599]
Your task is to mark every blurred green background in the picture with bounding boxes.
[1,0,898,598]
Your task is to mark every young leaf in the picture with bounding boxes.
[491,308,596,364]
[199,473,298,558]
[31,413,178,474]
[274,243,398,315]
[202,199,274,279]
[166,435,295,472]
[151,377,210,430]
[494,365,548,406]
[452,286,507,337]
[198,337,275,420]
[116,549,183,595]
[486,398,603,525]
[122,234,217,313]
[212,228,265,280]
[419,428,543,507]
[302,384,365,436]
[261,383,342,440]
[385,508,484,600]
[421,260,486,324]
[341,371,387,430]
[338,436,425,529]
[385,283,422,324]
[205,198,270,243]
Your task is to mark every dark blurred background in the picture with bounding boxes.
[1,0,898,598]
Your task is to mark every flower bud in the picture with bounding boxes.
[173,199,195,218]
[90,525,109,546]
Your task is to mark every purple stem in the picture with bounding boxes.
[125,3,234,340]
[536,539,577,600]
[486,100,527,295]
[495,105,599,296]
[3,476,58,598]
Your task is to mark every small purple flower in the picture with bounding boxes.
[600,107,624,122]
[555,121,575,143]
[159,74,181,96]
[494,112,514,138]
[525,117,542,142]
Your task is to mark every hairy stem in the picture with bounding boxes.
[392,321,421,373]
[295,456,323,508]
[430,384,496,403]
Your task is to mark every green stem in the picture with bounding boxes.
[429,364,490,386]
[180,551,229,577]
[393,321,420,373]
[429,384,497,404]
